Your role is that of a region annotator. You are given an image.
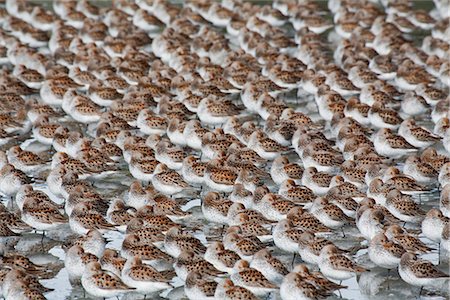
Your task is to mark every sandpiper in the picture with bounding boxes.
[297,231,341,266]
[65,245,98,281]
[81,262,134,298]
[151,163,193,196]
[223,231,264,261]
[230,260,277,297]
[215,278,258,300]
[385,190,426,224]
[398,119,441,149]
[21,196,67,232]
[278,179,316,205]
[398,253,449,293]
[368,233,406,270]
[440,184,450,218]
[174,250,224,281]
[308,197,353,234]
[205,241,241,274]
[385,224,433,254]
[318,245,366,282]
[373,128,417,159]
[121,255,172,295]
[403,155,438,184]
[421,208,449,244]
[121,233,172,269]
[100,249,127,277]
[184,271,218,300]
[250,249,288,284]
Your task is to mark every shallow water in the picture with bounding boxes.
[1,0,449,300]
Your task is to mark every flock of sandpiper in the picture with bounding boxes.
[0,0,449,299]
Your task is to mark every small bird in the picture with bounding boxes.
[403,155,438,185]
[368,101,403,130]
[385,190,426,224]
[297,231,342,266]
[7,146,49,173]
[398,119,441,148]
[70,229,106,258]
[204,159,238,193]
[205,241,241,274]
[64,245,98,281]
[308,197,354,235]
[270,156,304,186]
[81,262,135,298]
[214,278,258,300]
[0,163,33,197]
[318,245,366,282]
[100,249,127,277]
[174,250,224,281]
[280,266,330,300]
[223,231,264,261]
[287,207,332,234]
[280,263,343,300]
[202,191,234,226]
[368,233,406,269]
[185,271,218,300]
[421,208,449,244]
[121,255,172,295]
[250,249,289,284]
[69,202,115,235]
[398,253,450,294]
[384,224,433,254]
[294,264,347,293]
[278,179,316,205]
[151,163,193,196]
[21,196,67,232]
[230,260,277,297]
[247,130,289,160]
[164,226,206,258]
[373,128,417,159]
[121,233,172,268]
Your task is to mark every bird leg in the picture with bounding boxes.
[386,270,391,290]
[438,243,441,264]
[291,252,296,267]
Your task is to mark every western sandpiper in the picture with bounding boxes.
[385,224,433,254]
[318,245,366,282]
[184,271,218,300]
[368,233,406,269]
[164,227,206,258]
[65,244,98,281]
[121,255,172,295]
[205,241,241,274]
[215,278,258,300]
[81,262,134,298]
[421,208,448,244]
[398,253,449,293]
[174,250,224,281]
[230,260,277,297]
